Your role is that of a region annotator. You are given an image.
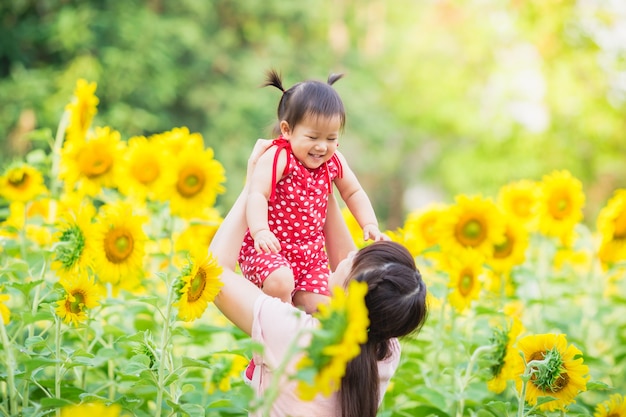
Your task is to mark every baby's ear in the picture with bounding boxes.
[279,120,291,137]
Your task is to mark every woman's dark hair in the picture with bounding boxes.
[340,241,428,417]
[264,69,346,137]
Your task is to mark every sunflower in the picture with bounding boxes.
[206,353,249,394]
[594,393,626,417]
[486,314,524,393]
[51,203,96,282]
[116,135,176,203]
[0,293,11,325]
[402,203,447,257]
[488,215,529,275]
[497,179,539,231]
[174,217,222,256]
[436,195,505,263]
[60,126,125,196]
[64,79,99,144]
[55,271,102,326]
[162,141,226,219]
[0,164,48,203]
[92,202,147,285]
[597,189,626,267]
[537,170,585,244]
[151,126,205,155]
[296,280,369,400]
[445,255,484,313]
[173,253,223,321]
[2,199,55,247]
[60,402,124,417]
[514,333,590,412]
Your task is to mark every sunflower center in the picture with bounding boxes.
[459,269,474,296]
[104,227,134,263]
[56,225,86,269]
[613,211,626,240]
[132,158,160,185]
[494,232,514,259]
[80,147,113,178]
[528,348,567,393]
[67,291,86,314]
[187,268,207,302]
[456,218,486,247]
[8,170,29,189]
[548,193,571,220]
[176,167,206,198]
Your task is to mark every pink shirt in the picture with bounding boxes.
[250,294,401,417]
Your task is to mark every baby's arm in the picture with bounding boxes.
[246,147,286,253]
[333,152,389,242]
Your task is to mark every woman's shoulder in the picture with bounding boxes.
[253,295,317,336]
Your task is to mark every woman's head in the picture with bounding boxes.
[350,241,428,341]
[264,69,346,137]
[339,241,427,417]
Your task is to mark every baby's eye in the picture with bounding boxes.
[307,135,318,140]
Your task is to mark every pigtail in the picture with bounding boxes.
[327,73,345,86]
[264,69,285,92]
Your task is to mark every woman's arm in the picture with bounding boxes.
[209,139,274,335]
[324,192,357,271]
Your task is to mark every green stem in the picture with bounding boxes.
[0,314,18,415]
[106,321,116,401]
[54,317,62,417]
[50,111,69,197]
[155,281,175,417]
[517,358,544,417]
[24,265,46,409]
[517,378,528,417]
[20,203,28,261]
[431,286,449,383]
[456,345,494,417]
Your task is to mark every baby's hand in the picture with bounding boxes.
[363,224,391,242]
[253,229,281,254]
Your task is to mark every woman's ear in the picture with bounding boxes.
[279,121,291,138]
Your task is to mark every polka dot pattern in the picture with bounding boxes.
[239,145,342,296]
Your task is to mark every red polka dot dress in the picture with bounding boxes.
[238,137,343,297]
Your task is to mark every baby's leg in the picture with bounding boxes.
[262,267,295,303]
[293,291,330,314]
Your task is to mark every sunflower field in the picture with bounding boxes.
[1,79,625,417]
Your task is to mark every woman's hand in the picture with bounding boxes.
[247,139,274,184]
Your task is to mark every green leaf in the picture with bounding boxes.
[181,356,212,369]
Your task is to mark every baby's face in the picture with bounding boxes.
[282,114,341,170]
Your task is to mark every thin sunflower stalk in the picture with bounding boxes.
[154,276,176,417]
[0,311,18,415]
[153,248,223,415]
[455,344,495,417]
[154,214,178,417]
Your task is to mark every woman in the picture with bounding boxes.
[209,140,428,417]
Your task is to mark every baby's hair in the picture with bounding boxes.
[264,69,346,136]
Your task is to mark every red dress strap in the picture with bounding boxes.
[270,137,290,202]
[326,153,343,194]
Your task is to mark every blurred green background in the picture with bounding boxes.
[1,0,625,229]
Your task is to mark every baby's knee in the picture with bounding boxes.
[262,268,295,302]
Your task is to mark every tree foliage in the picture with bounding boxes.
[1,0,624,226]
